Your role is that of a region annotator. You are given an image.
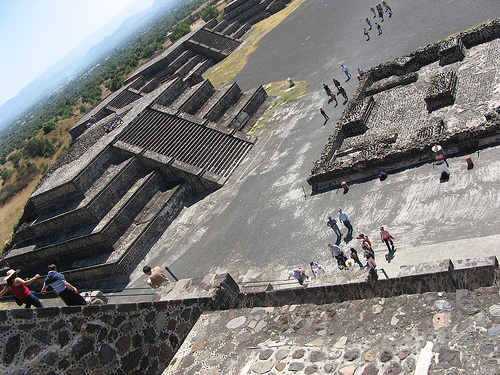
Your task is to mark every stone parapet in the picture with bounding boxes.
[0,259,497,374]
[223,85,268,130]
[0,273,238,375]
[424,71,458,112]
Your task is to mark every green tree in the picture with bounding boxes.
[0,169,13,185]
[201,6,219,22]
[106,75,125,92]
[42,121,57,134]
[170,23,191,42]
[7,152,22,169]
[78,104,87,114]
[22,138,56,158]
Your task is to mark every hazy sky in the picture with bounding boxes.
[0,0,155,107]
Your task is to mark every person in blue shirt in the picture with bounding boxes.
[41,264,87,306]
[327,216,342,237]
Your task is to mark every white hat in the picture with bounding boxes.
[346,259,355,268]
[4,269,20,282]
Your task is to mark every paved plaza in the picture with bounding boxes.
[116,0,500,303]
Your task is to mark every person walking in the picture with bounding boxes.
[383,1,392,13]
[0,269,43,308]
[341,65,351,80]
[338,208,353,235]
[41,264,87,306]
[286,267,308,285]
[328,243,341,259]
[323,84,333,97]
[338,86,348,102]
[350,248,364,267]
[332,78,341,91]
[365,17,372,30]
[376,22,382,35]
[143,265,171,289]
[380,226,395,252]
[327,216,342,237]
[356,233,374,259]
[310,261,325,277]
[330,93,338,106]
[377,3,384,21]
[364,28,370,41]
[370,5,377,18]
[320,108,329,121]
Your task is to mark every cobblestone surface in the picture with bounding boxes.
[165,286,500,374]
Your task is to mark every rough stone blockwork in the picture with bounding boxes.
[3,4,274,284]
[425,71,458,112]
[308,20,500,191]
[0,258,497,374]
[0,274,239,375]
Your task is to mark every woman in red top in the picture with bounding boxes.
[0,269,43,308]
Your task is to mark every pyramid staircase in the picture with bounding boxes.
[5,152,191,285]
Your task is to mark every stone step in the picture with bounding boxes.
[222,21,241,37]
[196,82,242,122]
[173,53,204,78]
[15,157,143,244]
[184,58,213,83]
[60,183,191,286]
[4,170,163,273]
[220,86,268,130]
[149,49,195,83]
[117,107,256,179]
[212,20,229,33]
[171,79,215,114]
[154,77,187,107]
[225,0,261,22]
[155,273,230,301]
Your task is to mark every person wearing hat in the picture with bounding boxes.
[41,264,87,306]
[0,269,43,308]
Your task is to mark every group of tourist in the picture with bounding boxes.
[319,75,353,121]
[364,2,393,41]
[286,209,396,286]
[0,264,87,309]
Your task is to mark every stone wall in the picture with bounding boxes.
[236,257,498,308]
[307,20,500,191]
[0,274,239,375]
[0,258,496,374]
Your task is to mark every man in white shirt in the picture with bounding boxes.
[338,208,353,235]
[328,243,341,258]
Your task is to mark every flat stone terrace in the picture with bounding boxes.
[308,21,500,191]
[164,285,500,375]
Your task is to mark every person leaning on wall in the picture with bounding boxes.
[0,269,43,308]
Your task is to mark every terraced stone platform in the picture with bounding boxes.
[2,14,270,285]
[308,20,500,191]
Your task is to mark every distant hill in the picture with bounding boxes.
[0,0,177,131]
